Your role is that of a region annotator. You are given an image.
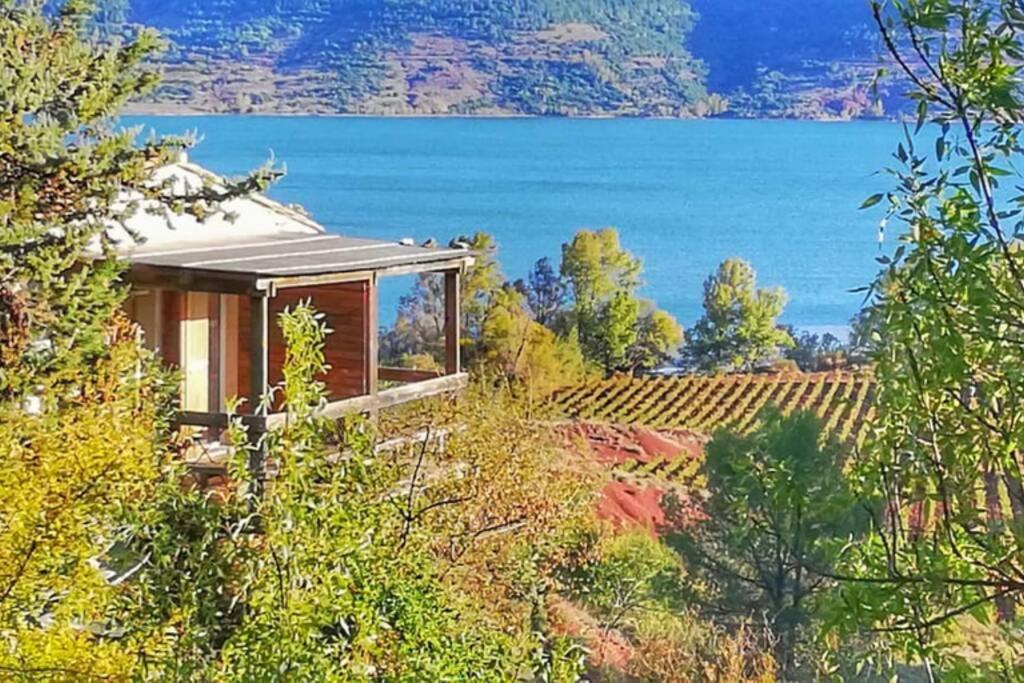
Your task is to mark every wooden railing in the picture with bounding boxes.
[175,372,469,432]
[378,366,443,384]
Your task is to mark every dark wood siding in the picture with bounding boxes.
[160,290,182,367]
[268,282,369,404]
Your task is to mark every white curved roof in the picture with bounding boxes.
[107,159,323,252]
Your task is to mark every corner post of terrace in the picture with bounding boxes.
[248,287,271,494]
[444,269,461,375]
[366,273,380,419]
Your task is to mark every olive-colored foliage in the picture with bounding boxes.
[688,258,794,372]
[561,228,683,374]
[115,303,599,679]
[561,530,777,682]
[564,530,685,633]
[481,285,589,396]
[0,1,267,676]
[627,613,777,683]
[402,381,603,625]
[667,409,859,679]
[834,0,1024,675]
[0,327,173,678]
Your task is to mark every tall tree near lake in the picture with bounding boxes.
[0,1,270,674]
[688,258,794,372]
[525,256,567,329]
[833,0,1024,675]
[561,228,683,374]
[666,410,859,679]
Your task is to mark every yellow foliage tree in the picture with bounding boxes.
[481,285,591,395]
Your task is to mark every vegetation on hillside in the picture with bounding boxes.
[11,0,1024,679]
[116,0,713,117]
[102,0,894,118]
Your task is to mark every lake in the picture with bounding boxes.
[127,116,899,333]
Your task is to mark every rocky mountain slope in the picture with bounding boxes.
[109,0,896,118]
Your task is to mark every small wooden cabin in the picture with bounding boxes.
[115,160,472,446]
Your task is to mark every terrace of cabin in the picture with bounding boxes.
[112,160,472,466]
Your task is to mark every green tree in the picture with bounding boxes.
[688,258,794,372]
[834,0,1024,674]
[666,410,858,679]
[561,228,683,374]
[480,285,589,395]
[0,0,270,675]
[525,256,567,330]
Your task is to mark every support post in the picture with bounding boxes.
[366,275,380,420]
[444,270,461,375]
[248,291,270,495]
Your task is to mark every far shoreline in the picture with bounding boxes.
[121,106,899,125]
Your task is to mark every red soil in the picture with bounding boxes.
[560,422,706,466]
[548,596,634,670]
[559,422,708,535]
[598,481,666,535]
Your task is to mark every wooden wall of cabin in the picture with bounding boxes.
[237,281,370,411]
[268,282,369,404]
[130,280,370,416]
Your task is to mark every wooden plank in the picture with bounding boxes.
[367,274,379,399]
[222,295,239,406]
[249,292,270,492]
[259,269,375,291]
[249,293,269,413]
[372,257,475,279]
[160,290,182,367]
[174,411,266,430]
[264,373,469,430]
[177,373,468,446]
[444,270,461,375]
[268,281,370,403]
[129,263,258,295]
[379,366,443,383]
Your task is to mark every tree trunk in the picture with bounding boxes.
[984,468,1016,622]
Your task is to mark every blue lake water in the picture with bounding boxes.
[127,116,900,332]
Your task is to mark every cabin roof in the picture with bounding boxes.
[123,232,471,278]
[111,159,471,282]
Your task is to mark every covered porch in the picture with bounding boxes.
[123,233,473,447]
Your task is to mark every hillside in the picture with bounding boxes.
[111,0,893,118]
[119,0,713,117]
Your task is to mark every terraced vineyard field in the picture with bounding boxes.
[552,372,877,447]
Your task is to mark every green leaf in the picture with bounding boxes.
[861,194,885,209]
[916,100,928,133]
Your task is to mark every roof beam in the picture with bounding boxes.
[126,263,259,295]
